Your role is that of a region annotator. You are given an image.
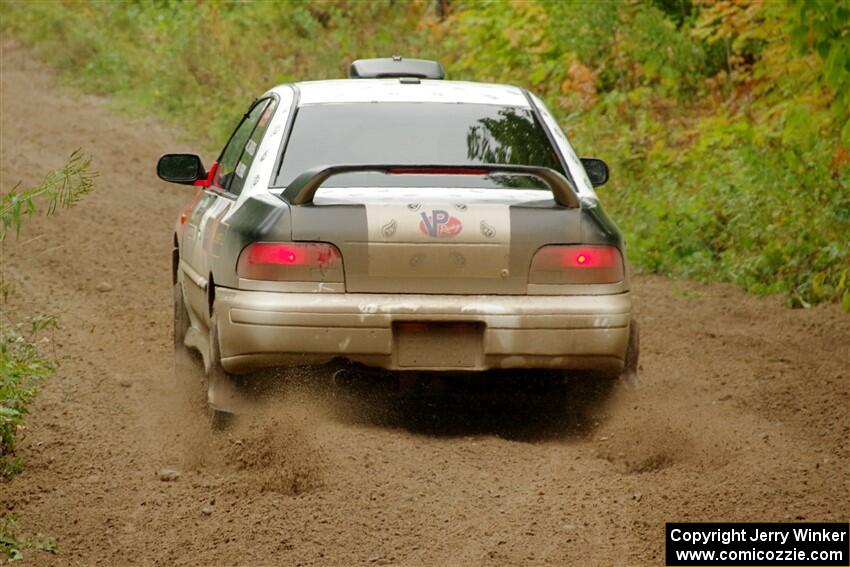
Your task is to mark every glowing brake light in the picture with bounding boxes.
[237,242,343,282]
[529,245,624,284]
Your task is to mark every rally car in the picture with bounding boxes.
[158,57,638,416]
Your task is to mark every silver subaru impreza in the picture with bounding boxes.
[158,57,639,417]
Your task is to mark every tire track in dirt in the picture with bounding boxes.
[1,40,848,566]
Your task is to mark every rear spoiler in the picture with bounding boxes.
[281,164,580,208]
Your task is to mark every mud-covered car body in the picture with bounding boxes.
[160,59,636,409]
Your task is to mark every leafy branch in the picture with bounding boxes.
[0,150,96,241]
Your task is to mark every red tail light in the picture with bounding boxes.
[529,245,624,284]
[237,242,343,282]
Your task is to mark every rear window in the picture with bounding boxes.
[273,102,565,189]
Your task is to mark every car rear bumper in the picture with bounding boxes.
[215,288,632,373]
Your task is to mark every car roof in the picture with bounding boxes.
[284,79,531,107]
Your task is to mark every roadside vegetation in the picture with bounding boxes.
[1,0,847,310]
[0,516,57,562]
[1,151,94,560]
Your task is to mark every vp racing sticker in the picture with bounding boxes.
[419,209,463,238]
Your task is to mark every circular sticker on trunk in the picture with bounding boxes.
[418,209,463,238]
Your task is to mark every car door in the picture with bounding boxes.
[182,97,276,325]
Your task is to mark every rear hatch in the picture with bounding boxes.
[273,100,583,293]
[289,186,582,294]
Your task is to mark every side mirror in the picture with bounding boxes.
[580,157,609,187]
[157,154,206,185]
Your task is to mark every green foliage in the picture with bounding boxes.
[0,516,22,562]
[1,152,95,477]
[0,150,95,240]
[0,516,58,562]
[0,0,436,147]
[0,316,56,478]
[788,0,850,140]
[433,0,849,309]
[1,0,847,310]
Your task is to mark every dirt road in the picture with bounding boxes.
[1,40,848,566]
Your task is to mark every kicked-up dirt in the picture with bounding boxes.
[1,40,848,566]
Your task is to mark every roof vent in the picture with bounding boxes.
[349,57,445,80]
